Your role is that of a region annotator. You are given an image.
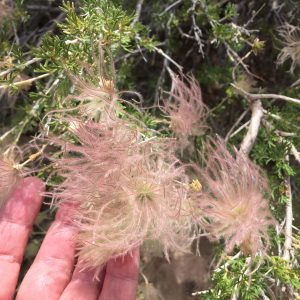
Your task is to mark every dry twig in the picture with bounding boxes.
[0,73,50,90]
[131,0,144,26]
[159,0,182,16]
[0,57,41,78]
[225,108,249,142]
[232,84,300,106]
[154,46,183,71]
[283,155,293,261]
[240,100,263,155]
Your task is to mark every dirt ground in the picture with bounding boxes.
[138,238,213,299]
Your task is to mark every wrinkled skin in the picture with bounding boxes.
[0,177,139,300]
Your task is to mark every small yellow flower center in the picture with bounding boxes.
[136,182,154,202]
[230,204,246,218]
[190,179,202,192]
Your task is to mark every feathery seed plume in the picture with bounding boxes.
[52,119,196,269]
[162,70,206,148]
[277,23,300,73]
[193,139,275,256]
[0,150,21,208]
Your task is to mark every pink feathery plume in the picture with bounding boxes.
[62,44,119,119]
[0,151,21,208]
[162,70,206,148]
[65,69,118,119]
[52,118,196,270]
[193,138,275,256]
[277,23,300,73]
[64,61,142,123]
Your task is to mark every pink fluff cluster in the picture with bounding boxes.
[52,117,195,269]
[0,153,20,208]
[64,48,119,120]
[66,72,118,119]
[193,139,275,256]
[49,65,275,269]
[162,70,206,148]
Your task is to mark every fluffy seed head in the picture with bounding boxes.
[67,72,118,119]
[0,150,21,207]
[52,119,195,269]
[277,23,300,73]
[193,139,275,256]
[63,45,119,120]
[0,0,14,25]
[162,70,206,148]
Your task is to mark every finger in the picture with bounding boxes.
[99,248,140,300]
[0,177,44,300]
[60,261,105,300]
[16,204,77,300]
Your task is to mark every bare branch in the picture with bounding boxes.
[226,43,264,81]
[229,120,250,139]
[154,46,183,71]
[0,57,41,78]
[0,124,18,142]
[240,100,263,155]
[190,0,205,56]
[244,4,266,28]
[290,145,300,164]
[154,57,168,104]
[290,77,300,88]
[283,155,293,261]
[159,0,182,16]
[131,0,144,26]
[225,108,249,142]
[232,84,300,106]
[0,73,50,90]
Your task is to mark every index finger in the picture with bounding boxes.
[0,177,44,300]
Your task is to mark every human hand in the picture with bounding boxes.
[0,177,139,300]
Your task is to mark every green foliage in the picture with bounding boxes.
[201,256,265,300]
[0,0,28,55]
[269,257,300,290]
[201,255,300,299]
[59,0,155,52]
[1,0,156,146]
[251,125,297,207]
